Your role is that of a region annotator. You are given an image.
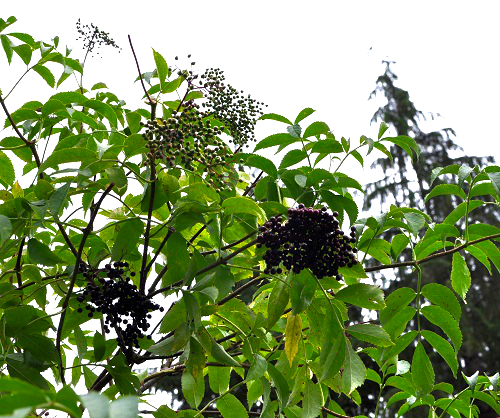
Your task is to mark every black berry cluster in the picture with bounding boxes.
[256,205,358,279]
[76,262,163,349]
[76,19,121,56]
[199,68,266,147]
[141,99,235,191]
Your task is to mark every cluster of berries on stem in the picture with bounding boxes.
[141,99,235,191]
[199,68,266,147]
[76,261,163,350]
[76,19,121,55]
[257,204,358,279]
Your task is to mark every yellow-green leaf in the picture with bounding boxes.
[285,314,302,366]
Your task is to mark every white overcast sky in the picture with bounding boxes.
[2,0,499,180]
[1,1,499,413]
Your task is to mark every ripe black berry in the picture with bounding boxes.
[77,263,162,350]
[258,206,358,279]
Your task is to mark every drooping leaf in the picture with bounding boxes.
[267,277,290,328]
[81,392,109,418]
[279,149,308,169]
[6,359,50,390]
[39,148,97,171]
[111,218,144,261]
[421,283,461,321]
[153,49,169,92]
[302,380,322,418]
[450,252,471,301]
[335,283,385,310]
[0,214,12,244]
[246,354,267,382]
[421,305,462,351]
[310,139,343,154]
[239,154,278,179]
[222,196,266,223]
[412,342,434,397]
[341,339,366,394]
[27,238,63,266]
[216,393,249,418]
[290,269,317,314]
[208,365,230,394]
[182,370,205,408]
[109,396,139,418]
[32,64,55,88]
[320,190,358,226]
[425,184,466,202]
[347,324,393,347]
[93,332,106,362]
[422,330,458,377]
[0,151,15,186]
[319,329,346,382]
[266,363,290,409]
[48,182,71,218]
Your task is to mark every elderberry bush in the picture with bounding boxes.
[76,262,163,349]
[257,204,358,279]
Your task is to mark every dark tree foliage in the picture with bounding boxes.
[359,60,499,417]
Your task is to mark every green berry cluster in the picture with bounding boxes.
[141,99,234,191]
[199,68,266,147]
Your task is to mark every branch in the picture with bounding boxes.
[365,232,500,273]
[139,332,237,362]
[188,219,213,245]
[0,96,81,256]
[140,165,157,294]
[197,238,257,276]
[55,183,114,384]
[217,275,263,306]
[243,170,263,196]
[145,226,175,278]
[57,223,78,258]
[0,95,42,173]
[127,35,155,110]
[139,361,248,393]
[322,406,352,418]
[148,238,257,298]
[201,230,257,256]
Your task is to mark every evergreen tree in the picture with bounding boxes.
[363,60,499,417]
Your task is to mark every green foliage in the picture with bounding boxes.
[0,16,498,418]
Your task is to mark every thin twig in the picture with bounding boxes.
[15,237,26,290]
[0,95,42,172]
[145,226,175,277]
[149,238,258,298]
[55,183,114,384]
[57,223,78,258]
[243,170,263,196]
[201,230,257,256]
[217,275,262,306]
[321,406,352,418]
[365,232,500,273]
[140,165,157,294]
[127,35,155,108]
